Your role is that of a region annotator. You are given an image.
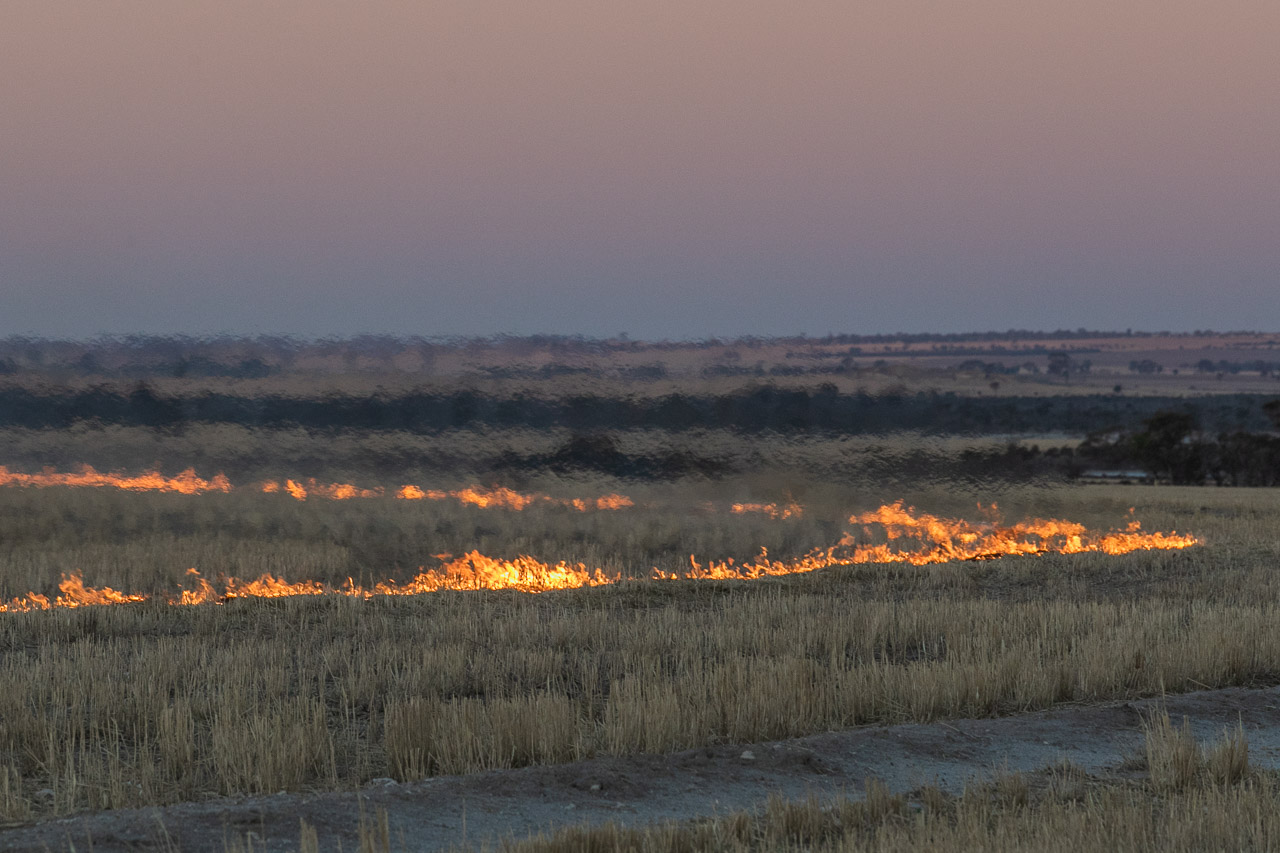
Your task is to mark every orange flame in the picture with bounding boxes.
[0,463,634,512]
[265,479,384,501]
[0,465,230,495]
[0,503,1200,613]
[394,483,634,512]
[731,502,802,519]
[370,551,614,595]
[593,494,636,511]
[664,502,1199,579]
[0,573,147,612]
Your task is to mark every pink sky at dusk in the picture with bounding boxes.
[2,1,1277,338]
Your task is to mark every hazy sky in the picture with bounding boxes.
[2,2,1277,338]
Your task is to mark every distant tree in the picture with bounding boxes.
[76,352,102,374]
[1131,411,1205,484]
[1047,352,1072,379]
[1263,399,1280,431]
[1129,359,1163,374]
[1211,431,1280,486]
[127,382,183,429]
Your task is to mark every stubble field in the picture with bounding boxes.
[1,454,1279,850]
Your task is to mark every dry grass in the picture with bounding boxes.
[2,471,1280,823]
[0,422,1075,505]
[223,806,396,853]
[4,557,1280,819]
[1142,711,1251,790]
[1,463,1267,600]
[207,724,1270,852]
[492,767,1280,853]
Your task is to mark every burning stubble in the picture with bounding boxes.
[0,465,800,517]
[0,473,1198,612]
[0,479,1268,821]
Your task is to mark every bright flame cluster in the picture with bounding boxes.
[0,465,231,495]
[0,503,1199,613]
[665,503,1198,580]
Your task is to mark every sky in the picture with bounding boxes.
[2,1,1278,339]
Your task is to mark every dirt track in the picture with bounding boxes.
[6,685,1280,852]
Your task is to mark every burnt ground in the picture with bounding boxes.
[5,685,1280,852]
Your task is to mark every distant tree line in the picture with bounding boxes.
[0,383,1275,438]
[3,332,1271,377]
[1073,402,1280,486]
[1193,359,1280,376]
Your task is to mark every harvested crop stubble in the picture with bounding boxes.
[491,714,1268,852]
[4,568,1280,819]
[0,490,1197,610]
[495,771,1280,853]
[0,482,1276,821]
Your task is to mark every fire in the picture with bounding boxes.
[407,485,537,510]
[0,465,230,495]
[370,552,614,595]
[0,573,147,612]
[394,483,634,512]
[665,502,1199,579]
[731,502,802,519]
[264,479,384,501]
[0,503,1199,613]
[0,552,612,612]
[0,464,633,512]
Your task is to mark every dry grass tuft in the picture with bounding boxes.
[1143,712,1203,790]
[1205,721,1251,786]
[1143,711,1251,790]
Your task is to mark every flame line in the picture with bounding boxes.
[0,465,636,512]
[0,464,805,516]
[0,503,1200,613]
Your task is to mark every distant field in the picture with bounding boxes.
[4,330,1280,396]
